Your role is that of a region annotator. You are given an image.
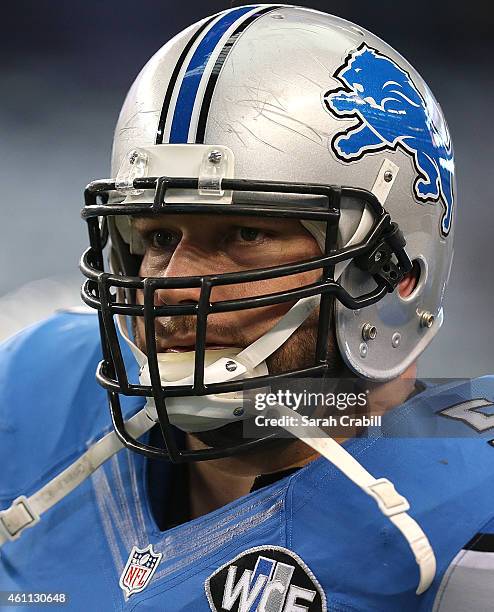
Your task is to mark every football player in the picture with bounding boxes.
[1,5,493,611]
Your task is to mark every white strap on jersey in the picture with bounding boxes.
[0,404,436,595]
[0,410,155,547]
[0,404,436,596]
[270,401,436,594]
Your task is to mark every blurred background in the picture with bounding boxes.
[1,0,492,376]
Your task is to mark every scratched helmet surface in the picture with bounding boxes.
[81,4,455,460]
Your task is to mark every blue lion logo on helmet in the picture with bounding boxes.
[324,44,454,237]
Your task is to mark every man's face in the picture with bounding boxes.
[132,213,343,448]
[133,213,330,366]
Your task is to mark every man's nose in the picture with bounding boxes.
[153,242,212,306]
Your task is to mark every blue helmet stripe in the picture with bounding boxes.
[155,15,216,145]
[169,6,259,144]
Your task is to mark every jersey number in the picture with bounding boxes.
[439,398,494,444]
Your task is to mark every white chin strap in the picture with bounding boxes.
[0,293,437,595]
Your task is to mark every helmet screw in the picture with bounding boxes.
[362,323,377,341]
[384,170,393,183]
[225,360,237,372]
[359,342,368,358]
[208,150,223,164]
[420,311,435,328]
[233,407,244,417]
[374,251,382,262]
[391,332,401,348]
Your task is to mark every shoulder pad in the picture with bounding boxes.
[0,311,141,501]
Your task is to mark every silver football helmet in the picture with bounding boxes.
[81,4,455,460]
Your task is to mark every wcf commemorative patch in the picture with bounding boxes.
[205,545,327,611]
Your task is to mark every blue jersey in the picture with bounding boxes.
[1,311,494,611]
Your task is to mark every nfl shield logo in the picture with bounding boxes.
[119,544,162,598]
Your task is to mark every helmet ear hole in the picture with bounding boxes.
[398,260,421,298]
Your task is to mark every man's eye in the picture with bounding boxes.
[238,227,263,242]
[149,230,179,249]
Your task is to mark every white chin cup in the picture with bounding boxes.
[139,348,268,433]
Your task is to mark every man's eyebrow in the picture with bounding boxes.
[132,215,162,229]
[133,214,155,221]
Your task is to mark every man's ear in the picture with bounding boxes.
[398,260,421,298]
